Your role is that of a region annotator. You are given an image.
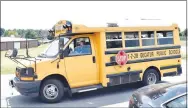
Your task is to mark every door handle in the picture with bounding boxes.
[92,56,96,63]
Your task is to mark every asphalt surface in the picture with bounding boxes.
[1,45,187,108]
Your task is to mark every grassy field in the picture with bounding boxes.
[1,44,49,74]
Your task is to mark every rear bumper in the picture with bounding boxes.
[9,77,41,97]
[177,65,182,75]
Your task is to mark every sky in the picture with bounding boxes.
[1,1,187,30]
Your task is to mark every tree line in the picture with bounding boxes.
[178,28,187,37]
[0,27,187,39]
[0,28,50,39]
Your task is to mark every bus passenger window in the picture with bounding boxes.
[157,31,173,45]
[68,37,92,56]
[141,31,155,46]
[106,32,122,49]
[125,32,139,47]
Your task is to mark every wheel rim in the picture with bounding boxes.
[43,84,59,100]
[147,73,157,85]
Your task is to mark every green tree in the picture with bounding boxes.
[20,29,25,38]
[25,30,36,39]
[4,30,9,36]
[184,28,187,36]
[178,27,182,36]
[17,29,24,37]
[7,30,18,36]
[0,28,5,36]
[3,29,50,38]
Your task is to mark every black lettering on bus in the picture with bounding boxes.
[150,52,154,57]
[169,49,180,55]
[156,51,166,56]
[128,53,139,59]
[134,53,139,59]
[140,52,153,58]
[128,54,131,59]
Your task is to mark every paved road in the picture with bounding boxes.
[1,60,186,107]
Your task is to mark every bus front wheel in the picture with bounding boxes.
[143,69,159,86]
[39,79,64,103]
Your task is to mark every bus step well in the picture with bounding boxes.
[71,84,103,93]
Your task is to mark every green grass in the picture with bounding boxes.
[1,44,49,74]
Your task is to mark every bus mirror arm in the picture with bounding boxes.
[51,57,59,63]
[51,55,61,69]
[58,49,64,59]
[56,50,64,69]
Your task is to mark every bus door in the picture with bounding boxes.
[64,36,98,87]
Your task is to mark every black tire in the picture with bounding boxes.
[39,79,64,103]
[142,69,159,86]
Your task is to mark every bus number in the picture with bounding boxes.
[128,53,138,59]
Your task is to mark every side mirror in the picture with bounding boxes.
[5,48,18,58]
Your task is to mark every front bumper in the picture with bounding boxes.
[9,77,41,97]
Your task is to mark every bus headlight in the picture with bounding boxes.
[15,67,37,81]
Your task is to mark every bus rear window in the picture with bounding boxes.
[157,31,174,45]
[106,32,122,49]
[125,32,139,47]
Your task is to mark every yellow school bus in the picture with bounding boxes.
[8,20,182,103]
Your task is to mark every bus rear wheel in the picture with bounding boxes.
[143,69,159,86]
[39,79,64,103]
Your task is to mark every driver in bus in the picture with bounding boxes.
[73,41,91,55]
[79,41,85,47]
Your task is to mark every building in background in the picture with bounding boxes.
[38,38,52,44]
[0,36,39,51]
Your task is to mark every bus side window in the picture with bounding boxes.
[106,32,122,48]
[141,31,155,46]
[157,31,174,45]
[125,32,139,47]
[68,37,92,56]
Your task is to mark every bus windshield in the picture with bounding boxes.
[39,37,69,58]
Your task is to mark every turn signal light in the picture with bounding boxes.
[20,77,34,81]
